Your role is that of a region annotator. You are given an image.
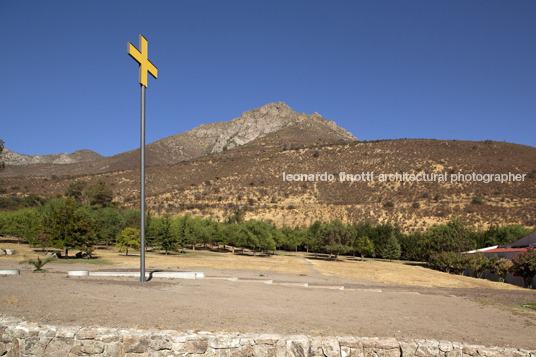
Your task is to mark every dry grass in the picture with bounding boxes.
[0,241,309,275]
[0,240,527,290]
[0,242,35,263]
[96,248,310,275]
[307,257,524,290]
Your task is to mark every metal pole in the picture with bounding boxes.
[140,84,146,283]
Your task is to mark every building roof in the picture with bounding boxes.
[508,230,536,248]
[483,247,528,254]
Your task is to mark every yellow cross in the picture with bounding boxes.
[128,35,158,87]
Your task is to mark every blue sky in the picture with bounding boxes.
[2,1,535,156]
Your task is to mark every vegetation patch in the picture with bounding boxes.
[523,302,536,310]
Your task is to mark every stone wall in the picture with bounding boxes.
[1,316,534,357]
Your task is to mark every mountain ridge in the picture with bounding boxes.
[1,102,357,176]
[3,148,103,166]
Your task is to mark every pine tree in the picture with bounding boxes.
[382,232,401,261]
[159,215,177,255]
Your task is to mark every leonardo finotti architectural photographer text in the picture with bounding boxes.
[282,172,527,184]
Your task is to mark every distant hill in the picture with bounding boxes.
[2,148,102,166]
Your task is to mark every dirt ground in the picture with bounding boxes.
[1,242,536,350]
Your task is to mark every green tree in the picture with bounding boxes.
[422,218,475,260]
[116,227,140,256]
[86,179,114,207]
[354,235,375,261]
[34,232,52,252]
[171,215,191,251]
[271,225,287,251]
[0,208,43,244]
[210,220,227,248]
[158,215,177,254]
[124,209,141,229]
[235,221,259,253]
[318,220,352,259]
[64,180,87,203]
[281,226,304,252]
[305,220,322,254]
[43,197,96,257]
[399,231,426,261]
[382,232,401,261]
[221,222,239,253]
[91,207,125,246]
[185,217,211,250]
[474,224,530,249]
[234,220,275,255]
[144,211,159,248]
[254,221,276,253]
[362,222,402,258]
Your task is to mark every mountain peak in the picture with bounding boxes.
[260,101,292,111]
[201,102,356,153]
[242,101,294,119]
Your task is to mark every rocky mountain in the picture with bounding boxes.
[113,101,357,167]
[0,102,357,177]
[2,148,103,166]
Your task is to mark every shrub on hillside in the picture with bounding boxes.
[472,195,483,205]
[510,247,536,288]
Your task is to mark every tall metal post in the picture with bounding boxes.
[127,34,157,283]
[140,84,146,283]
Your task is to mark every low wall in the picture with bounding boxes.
[462,268,536,289]
[1,316,534,357]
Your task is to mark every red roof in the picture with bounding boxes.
[483,247,528,254]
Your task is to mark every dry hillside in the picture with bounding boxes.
[2,137,535,232]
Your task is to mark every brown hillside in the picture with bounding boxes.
[2,139,535,232]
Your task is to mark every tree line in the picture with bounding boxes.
[0,181,530,261]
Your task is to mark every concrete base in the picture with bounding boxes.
[68,270,90,277]
[67,271,205,279]
[0,269,20,275]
